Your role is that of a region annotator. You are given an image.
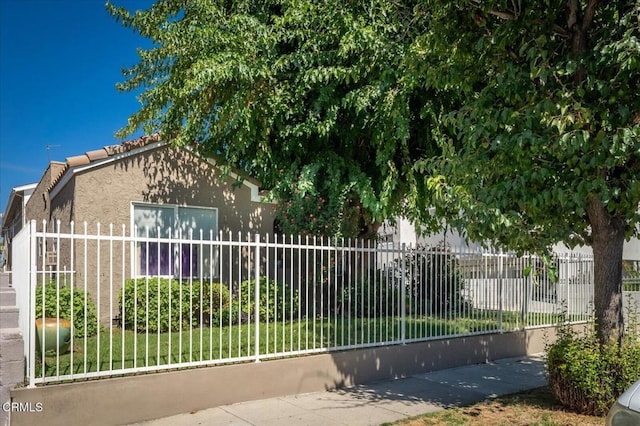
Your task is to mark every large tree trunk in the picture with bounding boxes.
[586,197,625,346]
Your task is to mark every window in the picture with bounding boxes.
[133,203,218,278]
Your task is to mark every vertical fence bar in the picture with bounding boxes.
[208,230,214,361]
[167,228,173,365]
[144,226,149,369]
[340,237,348,346]
[236,233,241,358]
[27,221,36,387]
[227,232,232,359]
[54,221,61,379]
[289,235,294,352]
[109,224,114,371]
[157,228,163,366]
[40,221,46,382]
[198,230,204,363]
[265,234,276,354]
[297,236,304,350]
[121,224,126,371]
[318,236,323,350]
[83,222,88,375]
[96,223,101,373]
[566,253,572,319]
[356,239,361,346]
[334,238,339,348]
[219,231,224,360]
[188,229,194,364]
[399,243,407,345]
[273,235,282,352]
[69,221,75,378]
[254,234,260,362]
[366,239,371,344]
[498,251,504,332]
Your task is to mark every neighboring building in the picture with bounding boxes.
[381,217,640,260]
[2,182,38,269]
[1,182,38,239]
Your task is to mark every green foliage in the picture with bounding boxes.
[409,1,640,253]
[238,277,299,322]
[546,308,640,416]
[393,245,470,315]
[110,0,640,342]
[120,278,231,332]
[274,160,376,238]
[340,246,470,318]
[36,281,99,338]
[340,276,400,318]
[108,0,640,245]
[107,0,431,238]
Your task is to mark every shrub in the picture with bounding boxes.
[340,276,400,318]
[546,307,640,416]
[238,277,299,322]
[35,281,99,338]
[386,245,471,316]
[120,278,231,332]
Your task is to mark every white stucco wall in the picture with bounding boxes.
[384,217,640,260]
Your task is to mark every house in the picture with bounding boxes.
[2,182,38,270]
[381,216,640,260]
[3,135,278,321]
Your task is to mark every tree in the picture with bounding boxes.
[107,0,436,239]
[409,0,640,345]
[109,0,640,345]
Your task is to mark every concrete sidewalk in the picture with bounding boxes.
[129,354,547,426]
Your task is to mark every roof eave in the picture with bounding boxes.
[1,183,37,230]
[49,140,168,201]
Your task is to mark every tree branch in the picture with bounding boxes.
[582,0,600,32]
[469,0,517,20]
[566,0,579,30]
[488,10,516,20]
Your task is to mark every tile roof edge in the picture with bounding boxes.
[47,134,163,194]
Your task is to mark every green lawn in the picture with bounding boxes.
[35,310,568,380]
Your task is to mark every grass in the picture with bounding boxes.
[388,387,604,426]
[35,309,572,380]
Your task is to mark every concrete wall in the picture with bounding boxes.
[9,326,567,426]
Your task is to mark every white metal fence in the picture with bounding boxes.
[13,220,595,386]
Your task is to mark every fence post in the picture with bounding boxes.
[565,253,571,317]
[28,220,37,388]
[254,234,260,362]
[522,255,531,327]
[401,243,406,344]
[498,250,504,333]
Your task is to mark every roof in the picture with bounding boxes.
[48,133,163,193]
[47,134,269,203]
[1,182,37,231]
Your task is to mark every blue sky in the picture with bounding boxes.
[0,0,153,212]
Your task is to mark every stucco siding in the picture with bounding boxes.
[47,144,276,322]
[50,177,75,227]
[69,145,275,234]
[24,162,66,227]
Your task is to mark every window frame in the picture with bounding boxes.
[130,202,218,279]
